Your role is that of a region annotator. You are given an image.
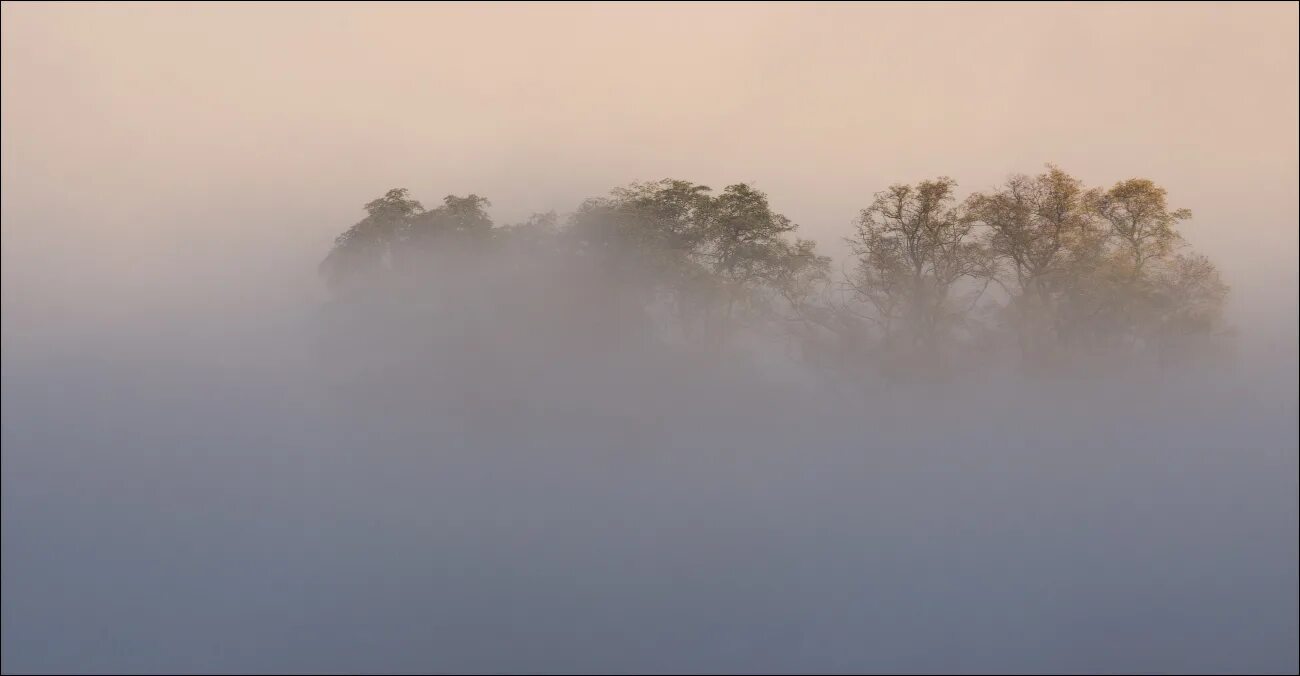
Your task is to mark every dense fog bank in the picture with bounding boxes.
[2,208,1296,673]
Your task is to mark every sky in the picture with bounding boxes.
[3,2,1297,337]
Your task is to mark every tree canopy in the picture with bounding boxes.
[320,166,1229,377]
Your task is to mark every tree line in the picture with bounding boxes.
[321,165,1229,377]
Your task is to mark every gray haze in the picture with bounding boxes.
[3,3,1298,674]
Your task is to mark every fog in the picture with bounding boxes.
[3,3,1298,674]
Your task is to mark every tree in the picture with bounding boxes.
[965,165,1103,359]
[562,181,712,345]
[1092,178,1190,278]
[1080,178,1225,358]
[405,194,494,255]
[567,180,710,276]
[697,183,810,347]
[848,178,987,362]
[1147,253,1230,364]
[563,179,824,350]
[320,188,424,293]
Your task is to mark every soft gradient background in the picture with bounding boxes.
[2,4,1298,674]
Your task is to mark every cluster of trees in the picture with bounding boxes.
[839,167,1229,374]
[321,165,1229,377]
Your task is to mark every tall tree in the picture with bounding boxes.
[848,178,986,360]
[965,165,1102,358]
[699,183,809,346]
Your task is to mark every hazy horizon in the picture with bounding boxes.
[4,3,1297,334]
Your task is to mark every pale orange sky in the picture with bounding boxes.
[3,2,1297,330]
